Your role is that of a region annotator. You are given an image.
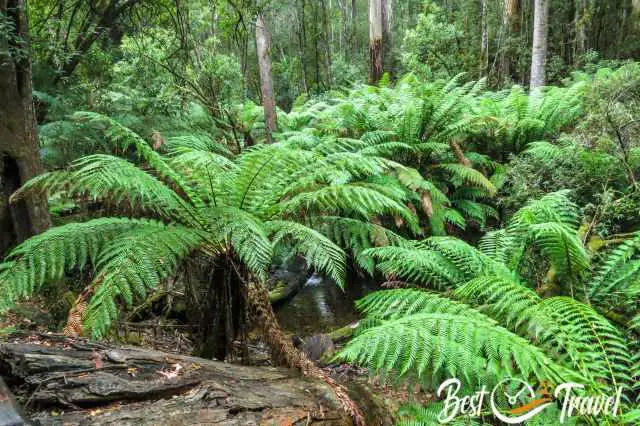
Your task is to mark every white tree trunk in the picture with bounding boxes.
[530,0,550,89]
[256,13,278,143]
[368,0,383,84]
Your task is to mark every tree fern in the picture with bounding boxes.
[0,218,164,314]
[85,222,206,337]
[337,310,578,389]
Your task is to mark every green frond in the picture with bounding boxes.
[443,208,466,230]
[509,190,580,230]
[588,232,640,302]
[421,237,511,281]
[356,289,487,323]
[207,206,273,281]
[523,141,563,164]
[397,403,486,426]
[438,164,497,195]
[86,222,206,338]
[527,222,590,277]
[0,218,156,313]
[337,310,578,389]
[266,220,346,288]
[71,112,205,210]
[538,297,632,392]
[165,134,233,157]
[363,244,465,289]
[279,184,420,234]
[313,216,407,274]
[14,155,200,225]
[455,276,542,331]
[478,229,515,264]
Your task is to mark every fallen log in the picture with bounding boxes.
[0,334,351,425]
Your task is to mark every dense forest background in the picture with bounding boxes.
[2,1,640,425]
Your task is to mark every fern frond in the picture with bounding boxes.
[363,245,464,289]
[266,220,346,287]
[207,206,273,281]
[588,232,640,301]
[338,311,578,388]
[86,222,206,338]
[455,276,542,330]
[356,289,487,323]
[438,164,497,195]
[72,112,205,210]
[279,184,420,234]
[538,297,632,392]
[527,222,590,277]
[0,218,157,313]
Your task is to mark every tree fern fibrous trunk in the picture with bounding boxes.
[256,13,278,143]
[197,260,248,361]
[368,0,383,84]
[248,283,366,426]
[0,0,51,255]
[530,0,550,89]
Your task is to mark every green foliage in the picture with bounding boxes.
[1,112,431,337]
[339,192,640,423]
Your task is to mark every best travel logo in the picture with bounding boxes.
[437,377,624,424]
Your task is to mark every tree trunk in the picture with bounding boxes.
[0,0,50,256]
[255,13,278,143]
[298,0,309,93]
[381,0,392,76]
[574,0,588,58]
[0,333,352,425]
[500,0,520,82]
[481,0,489,75]
[351,0,357,56]
[530,0,550,89]
[368,0,383,84]
[322,0,333,86]
[195,261,248,361]
[248,283,365,426]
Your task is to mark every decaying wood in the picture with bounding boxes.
[0,333,351,425]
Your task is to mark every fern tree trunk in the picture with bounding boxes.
[530,0,550,89]
[196,256,249,361]
[0,0,50,256]
[248,283,366,426]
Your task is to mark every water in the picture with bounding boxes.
[275,272,376,337]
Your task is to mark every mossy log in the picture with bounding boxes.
[0,333,351,425]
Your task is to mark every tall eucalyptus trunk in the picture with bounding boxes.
[368,0,383,84]
[530,0,550,89]
[0,0,50,255]
[481,0,489,75]
[255,13,278,143]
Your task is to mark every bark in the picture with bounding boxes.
[368,0,383,84]
[574,0,588,58]
[481,0,489,74]
[321,0,333,87]
[530,0,550,89]
[249,284,365,426]
[195,260,248,361]
[499,0,520,82]
[449,139,472,167]
[297,0,309,92]
[0,0,51,256]
[381,0,392,76]
[0,333,351,425]
[255,13,278,143]
[351,0,357,56]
